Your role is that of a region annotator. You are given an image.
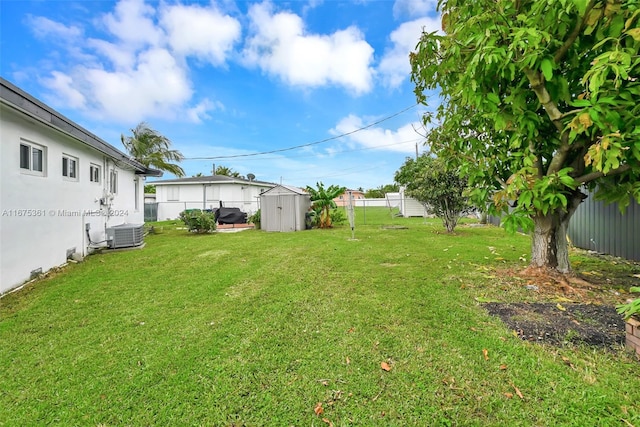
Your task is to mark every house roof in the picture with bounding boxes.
[152,174,275,187]
[260,184,308,195]
[0,77,162,177]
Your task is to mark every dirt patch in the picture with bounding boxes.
[481,253,639,350]
[483,302,625,349]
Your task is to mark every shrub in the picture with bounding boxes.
[330,208,347,225]
[248,209,261,229]
[305,210,318,229]
[617,287,640,320]
[179,210,216,233]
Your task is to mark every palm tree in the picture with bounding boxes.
[121,122,185,177]
[305,182,346,228]
[215,165,242,178]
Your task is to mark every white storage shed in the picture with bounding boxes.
[260,185,311,232]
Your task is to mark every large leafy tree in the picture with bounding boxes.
[305,182,347,228]
[121,122,185,177]
[395,153,471,233]
[411,0,640,273]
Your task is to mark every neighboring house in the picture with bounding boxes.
[386,189,427,217]
[334,189,365,207]
[152,175,275,220]
[260,184,311,232]
[0,77,161,294]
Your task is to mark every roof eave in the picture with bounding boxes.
[0,77,157,175]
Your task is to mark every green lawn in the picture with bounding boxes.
[1,208,638,426]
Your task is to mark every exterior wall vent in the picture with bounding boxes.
[106,224,144,249]
[30,268,43,280]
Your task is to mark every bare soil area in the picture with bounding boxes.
[483,302,624,348]
[482,252,640,350]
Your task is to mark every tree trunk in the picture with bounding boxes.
[530,191,586,274]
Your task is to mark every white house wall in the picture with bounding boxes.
[398,188,427,217]
[1,105,144,294]
[156,182,267,220]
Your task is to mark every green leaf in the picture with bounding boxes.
[541,58,554,81]
[573,0,588,16]
[627,28,640,42]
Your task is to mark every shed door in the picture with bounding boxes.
[278,195,296,232]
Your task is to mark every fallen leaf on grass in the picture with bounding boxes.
[556,303,566,311]
[561,356,576,370]
[314,402,324,416]
[346,356,350,365]
[482,349,489,361]
[499,364,508,370]
[512,385,524,399]
[381,362,391,371]
[503,392,513,399]
[322,418,334,427]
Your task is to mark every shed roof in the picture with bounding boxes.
[0,77,161,177]
[260,184,308,196]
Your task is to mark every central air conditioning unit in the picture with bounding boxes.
[106,224,144,249]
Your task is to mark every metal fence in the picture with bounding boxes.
[568,195,640,261]
[488,195,640,262]
[144,203,158,222]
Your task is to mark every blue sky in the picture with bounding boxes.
[1,0,441,190]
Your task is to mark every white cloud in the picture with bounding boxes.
[242,2,374,94]
[26,15,83,40]
[392,0,438,19]
[41,71,87,109]
[27,0,244,124]
[186,98,224,123]
[378,17,442,88]
[101,0,163,48]
[86,38,137,70]
[78,48,193,123]
[330,114,423,154]
[161,3,241,65]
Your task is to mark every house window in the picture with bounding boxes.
[110,170,118,193]
[90,164,101,183]
[62,155,78,180]
[167,186,180,201]
[19,141,46,176]
[206,185,219,201]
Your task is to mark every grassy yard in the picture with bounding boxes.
[1,208,638,426]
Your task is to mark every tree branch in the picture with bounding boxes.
[523,67,571,175]
[553,0,597,63]
[575,164,631,184]
[529,140,543,178]
[559,109,585,119]
[523,68,564,127]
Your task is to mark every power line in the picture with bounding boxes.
[185,137,423,162]
[184,103,419,160]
